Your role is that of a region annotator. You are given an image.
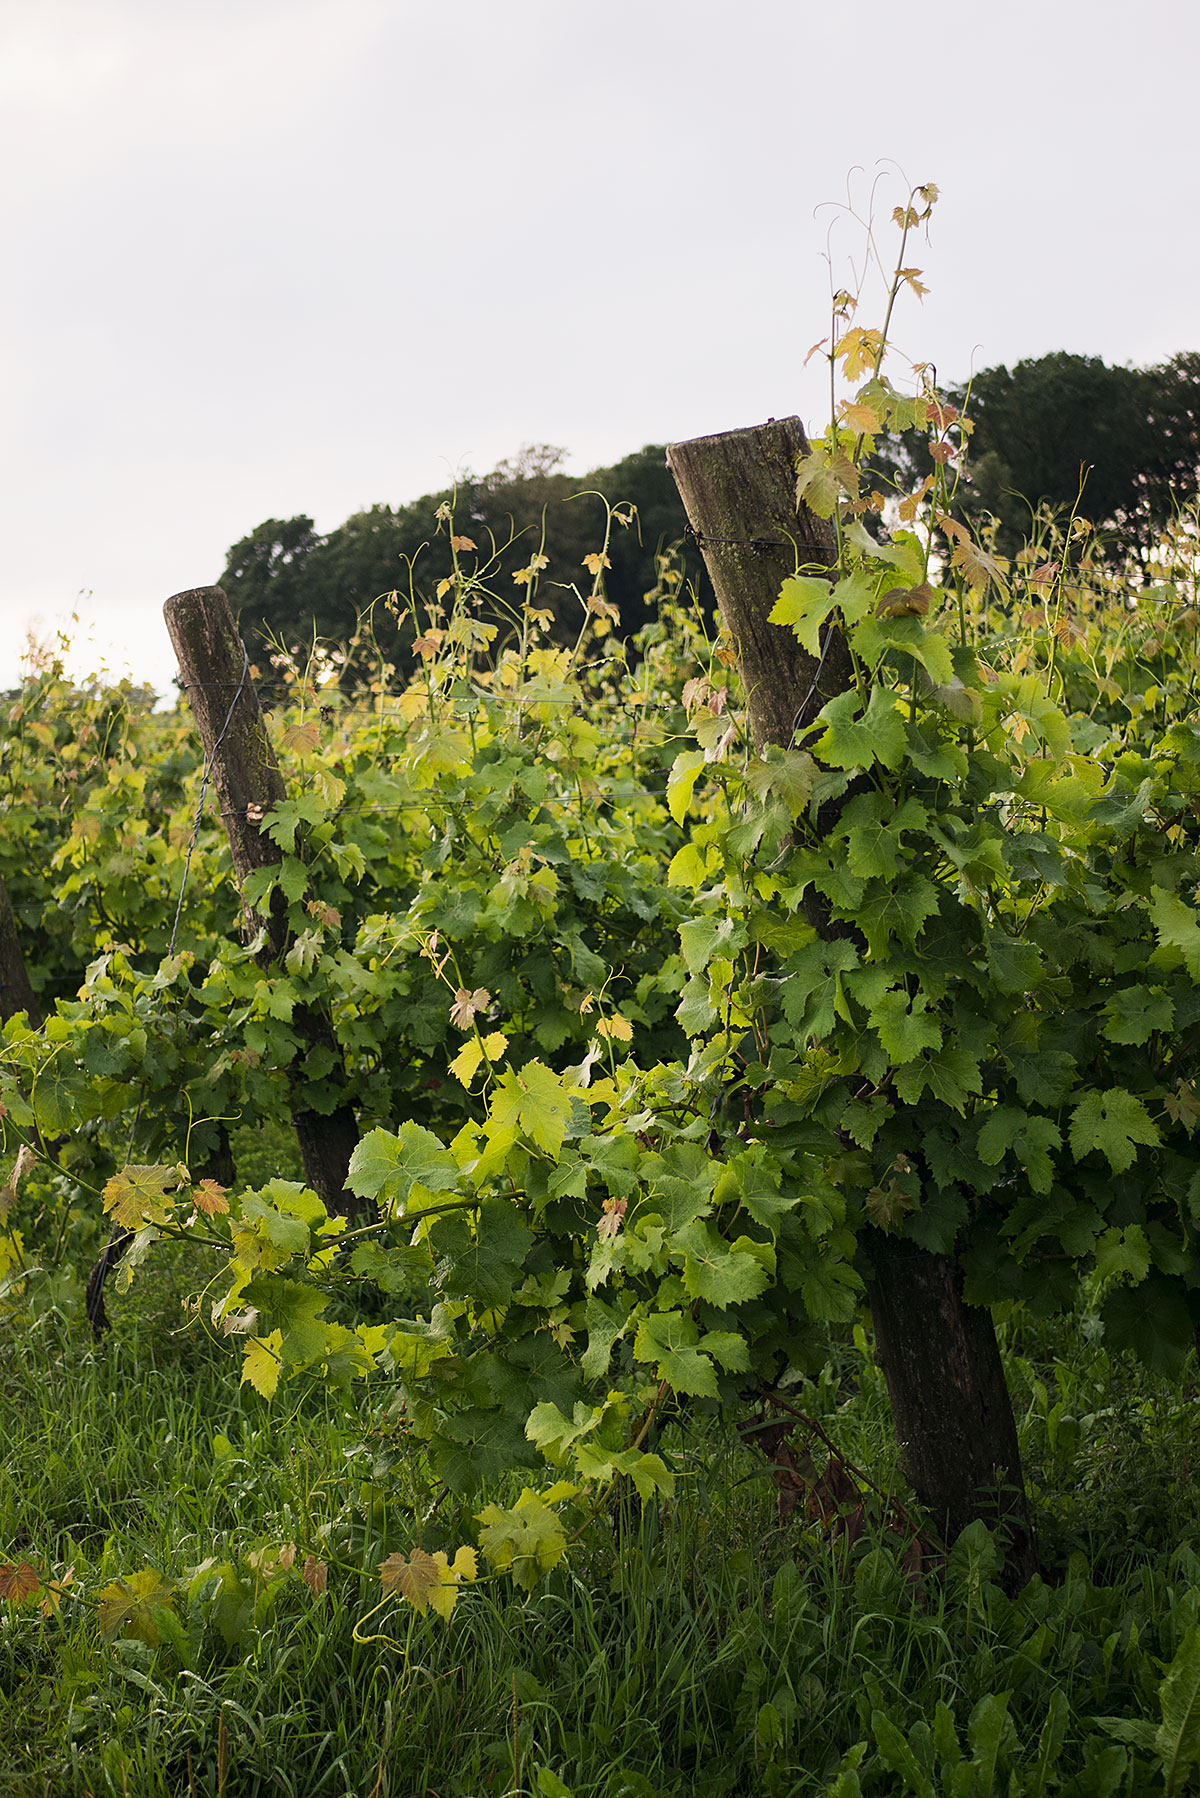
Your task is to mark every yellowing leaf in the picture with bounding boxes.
[582,552,612,576]
[281,720,320,755]
[839,399,882,434]
[192,1179,230,1217]
[898,266,929,298]
[98,1569,175,1646]
[102,1164,178,1231]
[302,1555,328,1596]
[449,987,491,1031]
[595,1015,633,1043]
[449,1031,508,1089]
[379,1545,477,1619]
[241,1331,283,1399]
[449,1039,484,1088]
[450,535,477,553]
[38,1565,74,1617]
[833,326,885,380]
[477,1489,571,1591]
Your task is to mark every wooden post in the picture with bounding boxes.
[667,417,851,750]
[162,585,363,1218]
[0,876,41,1027]
[868,1235,1037,1587]
[87,587,364,1336]
[667,420,1037,1587]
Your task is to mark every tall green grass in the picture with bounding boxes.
[3,1255,1199,1795]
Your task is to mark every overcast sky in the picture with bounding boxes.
[3,0,1197,694]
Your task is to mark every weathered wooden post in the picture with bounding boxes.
[162,585,362,1216]
[0,876,41,1027]
[667,417,851,749]
[667,419,1036,1587]
[87,587,366,1334]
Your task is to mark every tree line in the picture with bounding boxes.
[221,350,1200,679]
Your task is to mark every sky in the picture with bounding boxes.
[2,0,1197,695]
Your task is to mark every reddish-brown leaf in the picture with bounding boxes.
[0,1561,39,1603]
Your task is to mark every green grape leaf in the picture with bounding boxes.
[1101,1274,1194,1378]
[671,1221,771,1306]
[347,1123,460,1214]
[667,750,706,825]
[678,914,747,977]
[1102,985,1173,1046]
[581,1295,629,1381]
[799,1249,863,1323]
[814,685,908,771]
[842,794,929,881]
[857,877,940,956]
[744,746,820,817]
[476,1487,573,1591]
[1069,1089,1161,1172]
[1149,887,1200,979]
[976,1107,1061,1195]
[869,989,942,1064]
[893,1046,983,1112]
[768,574,837,657]
[984,932,1044,995]
[98,1569,175,1646]
[244,1277,330,1366]
[444,1197,533,1307]
[487,1061,575,1159]
[852,612,955,686]
[633,1310,720,1397]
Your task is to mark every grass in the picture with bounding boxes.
[2,1255,1200,1795]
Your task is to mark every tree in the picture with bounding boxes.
[953,352,1200,565]
[217,446,709,686]
[867,351,1200,570]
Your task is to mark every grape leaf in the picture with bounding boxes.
[743,746,820,817]
[486,1061,576,1159]
[869,988,942,1064]
[379,1545,477,1619]
[1102,985,1174,1046]
[449,987,491,1030]
[671,1221,771,1305]
[0,1561,40,1604]
[1101,1274,1193,1379]
[667,750,707,825]
[98,1569,175,1646]
[633,1310,719,1397]
[976,1107,1062,1195]
[476,1488,573,1591]
[814,685,908,771]
[769,574,837,657]
[443,1198,533,1308]
[841,794,929,881]
[348,1123,460,1214]
[241,1331,283,1399]
[1150,887,1200,979]
[102,1164,178,1231]
[192,1178,230,1218]
[1069,1089,1161,1173]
